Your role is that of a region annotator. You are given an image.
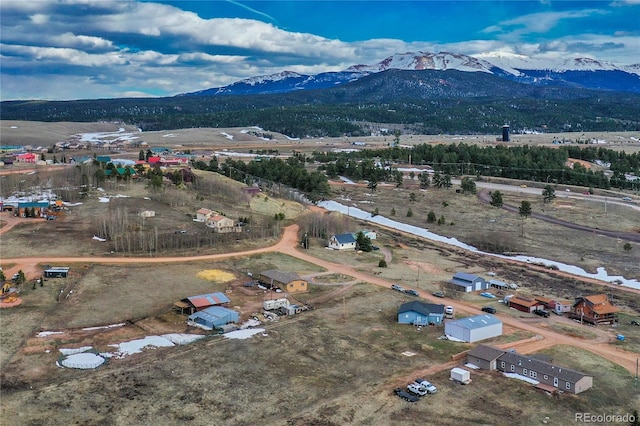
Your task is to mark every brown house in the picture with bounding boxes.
[508,296,543,313]
[260,270,308,293]
[206,215,240,233]
[466,345,505,370]
[571,294,619,325]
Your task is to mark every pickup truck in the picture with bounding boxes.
[407,383,428,397]
[391,284,404,292]
[414,378,437,394]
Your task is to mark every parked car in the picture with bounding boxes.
[444,306,454,316]
[481,306,497,314]
[393,387,418,402]
[628,320,640,326]
[372,246,380,251]
[480,292,496,298]
[622,196,632,202]
[432,291,445,298]
[404,289,419,297]
[407,383,428,397]
[533,309,550,318]
[414,378,437,394]
[391,284,404,292]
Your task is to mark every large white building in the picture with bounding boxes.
[445,314,502,343]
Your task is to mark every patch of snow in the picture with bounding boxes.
[92,235,107,242]
[465,363,480,370]
[36,331,64,337]
[240,319,261,329]
[62,202,82,206]
[445,335,467,342]
[161,333,205,345]
[223,328,265,340]
[338,176,355,184]
[98,197,110,203]
[317,200,640,289]
[59,346,93,355]
[10,126,18,129]
[37,331,64,337]
[162,133,177,138]
[502,372,539,385]
[107,335,175,359]
[61,353,106,369]
[220,132,234,140]
[143,197,150,200]
[81,323,125,331]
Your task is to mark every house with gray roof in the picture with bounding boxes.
[397,301,445,326]
[449,272,488,292]
[445,314,502,342]
[260,270,308,293]
[497,350,592,394]
[466,344,506,370]
[465,344,593,394]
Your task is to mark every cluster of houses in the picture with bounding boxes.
[397,300,504,343]
[450,272,619,325]
[195,208,242,233]
[466,344,593,394]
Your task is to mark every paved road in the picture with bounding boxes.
[477,189,640,243]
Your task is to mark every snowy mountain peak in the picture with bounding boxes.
[346,51,499,74]
[239,71,305,86]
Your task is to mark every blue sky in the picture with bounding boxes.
[1,0,638,100]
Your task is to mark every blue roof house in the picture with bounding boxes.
[187,306,239,330]
[328,233,357,250]
[450,272,487,292]
[398,301,445,326]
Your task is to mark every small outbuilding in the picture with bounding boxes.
[445,314,502,343]
[260,270,308,293]
[44,267,70,278]
[187,306,239,330]
[488,279,509,290]
[397,301,445,326]
[449,272,487,292]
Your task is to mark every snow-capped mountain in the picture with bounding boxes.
[346,51,522,76]
[181,51,640,97]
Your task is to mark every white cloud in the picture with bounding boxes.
[482,9,606,36]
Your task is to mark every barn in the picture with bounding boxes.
[445,314,502,343]
[397,301,445,326]
[187,306,239,330]
[175,292,231,314]
[260,270,308,293]
[508,296,543,313]
[449,272,487,292]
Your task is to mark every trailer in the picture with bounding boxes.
[450,367,471,385]
[263,298,290,311]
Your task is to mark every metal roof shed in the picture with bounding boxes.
[445,314,502,343]
[188,306,239,330]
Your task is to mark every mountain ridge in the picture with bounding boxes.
[181,51,640,97]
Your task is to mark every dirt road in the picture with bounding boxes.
[2,221,638,375]
[478,189,640,243]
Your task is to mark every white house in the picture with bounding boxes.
[196,208,214,222]
[328,233,357,250]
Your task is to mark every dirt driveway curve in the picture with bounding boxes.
[2,222,638,375]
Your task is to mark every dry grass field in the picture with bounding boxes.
[2,121,639,425]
